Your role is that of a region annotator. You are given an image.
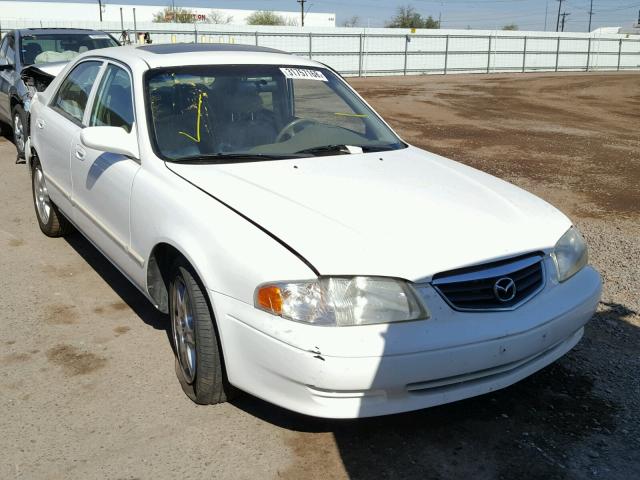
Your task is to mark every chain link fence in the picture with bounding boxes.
[96,29,640,76]
[2,19,639,76]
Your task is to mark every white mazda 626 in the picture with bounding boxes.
[27,43,601,418]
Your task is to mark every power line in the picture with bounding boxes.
[544,1,548,31]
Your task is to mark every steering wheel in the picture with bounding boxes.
[275,118,317,143]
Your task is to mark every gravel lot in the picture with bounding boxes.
[1,72,638,479]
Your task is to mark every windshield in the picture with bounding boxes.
[145,65,406,162]
[20,33,118,66]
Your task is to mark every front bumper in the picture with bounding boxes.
[211,265,601,418]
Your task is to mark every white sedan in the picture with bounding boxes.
[27,44,601,418]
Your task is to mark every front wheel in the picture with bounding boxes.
[170,259,235,405]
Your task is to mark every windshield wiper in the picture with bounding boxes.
[296,144,356,156]
[297,144,400,156]
[360,144,399,153]
[170,153,306,164]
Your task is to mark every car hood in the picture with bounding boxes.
[166,146,571,280]
[22,61,68,78]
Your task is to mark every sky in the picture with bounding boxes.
[12,0,640,31]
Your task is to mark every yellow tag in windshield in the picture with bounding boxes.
[179,92,207,143]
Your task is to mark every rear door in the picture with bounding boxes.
[70,61,142,276]
[35,60,103,215]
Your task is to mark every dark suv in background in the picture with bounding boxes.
[0,28,119,159]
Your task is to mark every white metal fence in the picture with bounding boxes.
[2,19,639,76]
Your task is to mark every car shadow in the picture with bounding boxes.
[230,302,639,479]
[63,230,169,334]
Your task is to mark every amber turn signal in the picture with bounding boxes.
[256,285,283,315]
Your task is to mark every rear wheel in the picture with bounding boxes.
[12,104,27,159]
[31,158,72,237]
[170,258,235,405]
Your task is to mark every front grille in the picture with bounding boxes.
[432,253,545,311]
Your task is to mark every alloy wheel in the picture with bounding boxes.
[33,166,51,225]
[172,276,197,384]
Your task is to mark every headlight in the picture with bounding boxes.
[255,276,429,326]
[552,227,588,282]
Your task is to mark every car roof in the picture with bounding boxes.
[84,43,323,70]
[17,28,111,36]
[136,43,285,55]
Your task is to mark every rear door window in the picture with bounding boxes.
[51,61,102,125]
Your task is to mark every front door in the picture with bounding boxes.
[70,62,141,277]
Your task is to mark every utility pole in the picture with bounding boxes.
[297,0,306,27]
[556,0,564,32]
[560,11,570,32]
[98,0,103,22]
[588,0,594,32]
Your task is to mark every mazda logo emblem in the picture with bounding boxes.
[493,277,517,302]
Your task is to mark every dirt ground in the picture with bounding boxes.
[1,72,639,479]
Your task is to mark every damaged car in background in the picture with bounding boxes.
[0,28,119,160]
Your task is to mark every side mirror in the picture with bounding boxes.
[0,58,13,71]
[80,126,139,159]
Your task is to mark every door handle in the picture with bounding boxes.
[36,119,45,129]
[74,145,86,160]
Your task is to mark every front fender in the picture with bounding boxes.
[131,166,317,306]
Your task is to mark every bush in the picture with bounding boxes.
[246,11,288,26]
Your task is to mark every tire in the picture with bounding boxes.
[170,258,235,405]
[12,104,28,159]
[31,158,72,237]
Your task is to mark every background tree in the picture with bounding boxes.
[207,10,233,25]
[423,15,440,29]
[246,10,288,26]
[152,7,196,23]
[386,5,439,29]
[342,16,360,27]
[502,23,519,30]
